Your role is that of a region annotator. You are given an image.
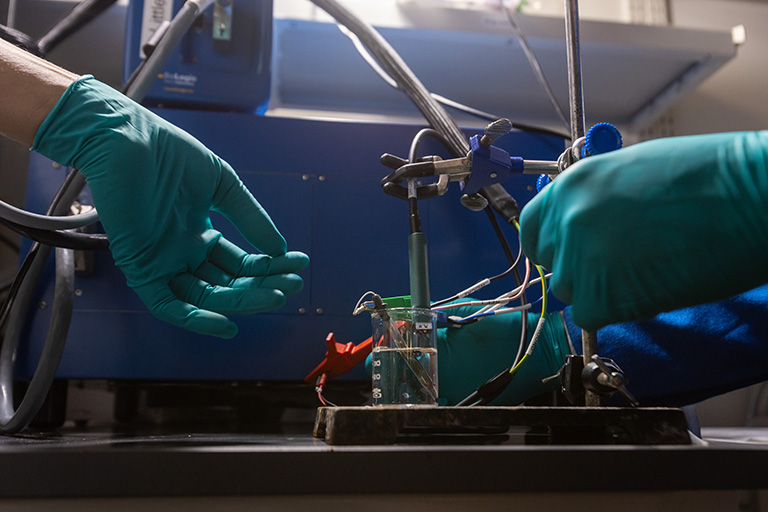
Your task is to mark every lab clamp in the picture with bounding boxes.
[378,116,632,407]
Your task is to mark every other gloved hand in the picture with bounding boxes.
[436,303,571,405]
[520,132,768,331]
[33,76,309,338]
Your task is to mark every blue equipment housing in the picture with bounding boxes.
[123,0,272,112]
[19,112,563,382]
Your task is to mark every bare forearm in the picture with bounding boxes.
[0,38,77,147]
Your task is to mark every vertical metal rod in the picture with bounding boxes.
[564,0,600,406]
[564,0,586,141]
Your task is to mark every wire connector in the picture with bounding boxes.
[304,333,373,384]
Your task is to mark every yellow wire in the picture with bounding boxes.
[509,353,528,375]
[508,219,547,377]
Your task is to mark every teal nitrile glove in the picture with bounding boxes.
[436,303,571,405]
[33,76,309,338]
[520,132,768,331]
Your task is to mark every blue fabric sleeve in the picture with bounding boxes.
[563,283,768,406]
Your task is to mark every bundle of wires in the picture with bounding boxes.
[440,215,549,406]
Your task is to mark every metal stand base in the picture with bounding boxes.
[314,406,692,446]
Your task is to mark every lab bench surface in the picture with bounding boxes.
[0,427,767,499]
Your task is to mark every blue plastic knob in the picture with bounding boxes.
[536,174,551,193]
[583,122,623,157]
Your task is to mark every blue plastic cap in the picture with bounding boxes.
[583,122,623,157]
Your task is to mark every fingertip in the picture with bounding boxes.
[215,321,239,339]
[280,274,304,296]
[285,251,310,270]
[263,289,288,311]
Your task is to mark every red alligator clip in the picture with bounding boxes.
[304,333,373,384]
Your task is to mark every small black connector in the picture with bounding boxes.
[480,184,520,224]
[457,368,516,406]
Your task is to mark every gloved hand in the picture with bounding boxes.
[520,132,768,331]
[33,76,309,338]
[436,304,571,405]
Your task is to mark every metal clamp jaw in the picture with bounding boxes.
[379,118,553,201]
[560,354,639,407]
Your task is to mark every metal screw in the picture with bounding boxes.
[480,118,513,146]
[298,308,306,314]
[460,193,488,212]
[75,289,83,297]
[316,308,324,315]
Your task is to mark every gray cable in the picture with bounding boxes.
[0,246,73,433]
[0,172,85,433]
[125,0,216,101]
[337,23,502,122]
[310,0,469,157]
[0,200,98,231]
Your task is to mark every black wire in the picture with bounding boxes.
[435,97,570,140]
[0,217,109,251]
[432,241,522,311]
[510,121,569,140]
[485,206,529,374]
[455,208,528,406]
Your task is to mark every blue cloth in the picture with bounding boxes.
[564,284,768,406]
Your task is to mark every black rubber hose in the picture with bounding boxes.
[37,0,119,55]
[0,217,109,251]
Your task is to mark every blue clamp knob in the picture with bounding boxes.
[583,122,623,158]
[536,174,551,193]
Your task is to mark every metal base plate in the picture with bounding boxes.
[314,406,691,445]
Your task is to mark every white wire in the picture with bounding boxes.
[525,317,547,356]
[477,259,531,315]
[449,302,532,323]
[352,290,378,315]
[477,271,551,315]
[0,199,99,230]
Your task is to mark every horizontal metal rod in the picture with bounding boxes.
[523,160,559,174]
